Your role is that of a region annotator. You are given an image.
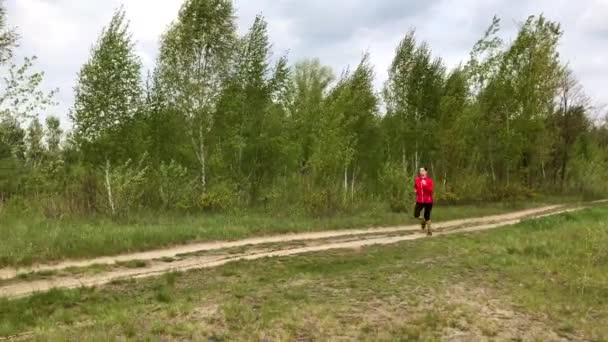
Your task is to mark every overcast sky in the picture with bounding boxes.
[6,0,608,125]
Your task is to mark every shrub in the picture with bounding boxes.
[199,181,238,212]
[449,173,489,202]
[435,184,460,204]
[302,186,344,217]
[102,156,149,217]
[158,160,196,210]
[379,163,413,213]
[490,183,534,201]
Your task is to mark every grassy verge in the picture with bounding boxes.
[1,205,606,340]
[0,199,561,268]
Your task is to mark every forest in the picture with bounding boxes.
[1,0,607,219]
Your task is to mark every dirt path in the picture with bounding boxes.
[1,203,598,299]
[0,205,565,281]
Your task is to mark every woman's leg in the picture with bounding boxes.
[424,204,433,236]
[424,204,433,221]
[414,203,425,229]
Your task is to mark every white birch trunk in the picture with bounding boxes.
[105,160,115,216]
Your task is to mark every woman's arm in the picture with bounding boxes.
[426,179,434,194]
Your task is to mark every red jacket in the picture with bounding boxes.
[414,176,434,204]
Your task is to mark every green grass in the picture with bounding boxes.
[0,199,559,268]
[1,205,606,340]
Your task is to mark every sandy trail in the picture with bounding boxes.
[1,203,598,299]
[0,204,564,281]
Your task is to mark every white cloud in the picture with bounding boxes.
[5,0,608,125]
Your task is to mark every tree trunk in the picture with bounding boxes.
[414,109,420,174]
[104,160,115,216]
[541,160,546,183]
[560,81,570,192]
[200,128,207,190]
[344,166,348,203]
[192,123,207,191]
[351,168,355,202]
[490,158,496,183]
[415,142,419,174]
[560,149,568,191]
[402,144,406,173]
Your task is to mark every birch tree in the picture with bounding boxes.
[154,0,236,191]
[384,31,444,174]
[71,7,142,164]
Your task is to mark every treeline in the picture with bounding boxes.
[1,0,607,218]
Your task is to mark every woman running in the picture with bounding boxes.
[414,167,434,236]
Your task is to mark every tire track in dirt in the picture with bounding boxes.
[2,203,601,299]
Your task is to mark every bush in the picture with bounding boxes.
[0,157,25,200]
[13,165,100,219]
[158,161,197,210]
[568,145,608,199]
[303,187,343,217]
[379,163,413,213]
[259,186,282,210]
[490,183,535,201]
[448,173,489,202]
[41,192,95,219]
[434,184,460,204]
[199,181,238,212]
[101,156,149,217]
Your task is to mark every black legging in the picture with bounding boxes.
[414,203,433,221]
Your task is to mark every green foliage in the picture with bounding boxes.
[0,1,18,65]
[198,181,238,212]
[0,116,24,159]
[302,186,344,217]
[490,183,535,202]
[214,15,291,202]
[468,15,563,185]
[0,52,56,202]
[71,7,142,165]
[384,30,446,174]
[444,173,491,203]
[26,117,44,164]
[0,56,57,122]
[154,0,237,190]
[157,160,195,210]
[569,135,608,197]
[308,53,380,209]
[45,116,62,154]
[0,117,25,199]
[289,59,335,169]
[102,156,149,216]
[0,1,607,218]
[379,163,413,213]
